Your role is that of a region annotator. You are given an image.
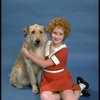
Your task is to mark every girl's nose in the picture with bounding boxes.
[55,35,58,37]
[55,34,59,37]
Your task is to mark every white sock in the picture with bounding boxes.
[80,93,83,96]
[79,83,86,91]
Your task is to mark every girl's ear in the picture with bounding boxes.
[23,26,29,33]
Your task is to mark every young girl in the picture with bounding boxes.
[22,18,90,100]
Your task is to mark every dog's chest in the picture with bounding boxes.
[29,48,44,59]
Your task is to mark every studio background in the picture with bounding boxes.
[2,0,99,100]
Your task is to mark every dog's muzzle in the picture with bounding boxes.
[34,39,40,47]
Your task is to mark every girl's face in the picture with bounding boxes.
[51,26,65,45]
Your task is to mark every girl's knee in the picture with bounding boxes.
[40,92,51,100]
[61,90,77,100]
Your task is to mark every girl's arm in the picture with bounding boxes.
[22,45,54,68]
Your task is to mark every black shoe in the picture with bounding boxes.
[81,89,91,97]
[77,76,89,89]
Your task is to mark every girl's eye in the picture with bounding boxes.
[31,30,35,34]
[53,31,57,34]
[60,33,64,36]
[40,31,43,34]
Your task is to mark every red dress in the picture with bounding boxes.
[40,41,80,93]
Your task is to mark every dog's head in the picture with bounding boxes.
[23,24,48,48]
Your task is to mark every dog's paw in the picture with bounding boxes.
[10,82,23,89]
[32,86,39,94]
[16,85,24,89]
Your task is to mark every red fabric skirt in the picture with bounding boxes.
[40,70,80,93]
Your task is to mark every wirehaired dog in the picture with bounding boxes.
[9,24,48,93]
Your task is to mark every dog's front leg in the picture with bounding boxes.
[24,57,38,93]
[37,69,42,87]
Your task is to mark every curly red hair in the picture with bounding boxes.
[47,18,71,38]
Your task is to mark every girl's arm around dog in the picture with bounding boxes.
[22,45,54,68]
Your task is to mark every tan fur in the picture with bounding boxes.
[9,24,48,93]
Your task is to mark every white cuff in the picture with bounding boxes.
[51,55,60,65]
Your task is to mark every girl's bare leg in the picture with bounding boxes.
[60,90,81,100]
[73,90,81,99]
[40,91,61,100]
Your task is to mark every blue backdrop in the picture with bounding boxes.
[2,0,99,100]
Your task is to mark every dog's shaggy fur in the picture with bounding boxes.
[9,24,48,93]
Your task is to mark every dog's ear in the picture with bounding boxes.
[23,26,29,33]
[23,26,30,38]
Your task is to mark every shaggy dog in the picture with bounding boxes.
[9,24,48,93]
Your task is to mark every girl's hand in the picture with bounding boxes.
[22,45,31,59]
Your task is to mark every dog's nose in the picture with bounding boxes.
[35,39,40,44]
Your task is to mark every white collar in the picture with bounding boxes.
[45,41,67,58]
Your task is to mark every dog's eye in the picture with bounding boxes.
[31,30,35,34]
[40,31,43,34]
